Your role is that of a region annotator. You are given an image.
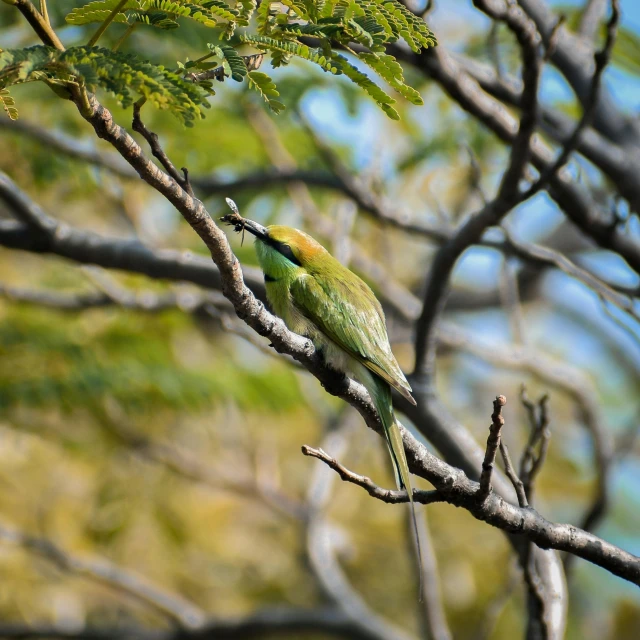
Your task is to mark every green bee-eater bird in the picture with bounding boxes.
[223,202,421,567]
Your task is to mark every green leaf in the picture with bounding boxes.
[331,52,399,119]
[358,52,422,105]
[278,0,309,19]
[240,34,335,73]
[256,0,277,34]
[66,0,238,28]
[66,0,140,26]
[0,87,18,120]
[236,0,257,24]
[0,46,209,125]
[247,70,285,114]
[208,43,247,81]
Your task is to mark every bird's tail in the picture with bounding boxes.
[367,374,423,598]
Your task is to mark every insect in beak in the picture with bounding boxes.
[221,198,269,242]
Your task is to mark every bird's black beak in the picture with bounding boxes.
[241,218,269,241]
[221,198,269,241]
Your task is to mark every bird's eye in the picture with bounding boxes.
[276,242,301,266]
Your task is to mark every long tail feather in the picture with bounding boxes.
[367,375,424,599]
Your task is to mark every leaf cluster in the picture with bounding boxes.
[66,0,243,34]
[244,0,436,118]
[0,0,436,121]
[0,45,209,125]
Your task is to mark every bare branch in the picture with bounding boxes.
[517,0,639,146]
[0,523,206,628]
[413,1,542,380]
[0,607,383,640]
[502,228,640,317]
[522,0,620,199]
[519,388,552,503]
[303,428,640,586]
[392,44,640,272]
[302,445,443,505]
[499,442,529,508]
[297,112,450,242]
[303,423,415,640]
[132,103,193,196]
[0,171,55,233]
[455,51,640,215]
[0,172,266,299]
[579,0,609,40]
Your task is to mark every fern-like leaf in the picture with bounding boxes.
[247,70,285,113]
[278,0,309,19]
[269,50,293,69]
[358,52,422,104]
[240,34,336,73]
[256,0,276,34]
[66,0,140,25]
[0,88,18,120]
[66,0,237,28]
[331,53,398,119]
[370,0,436,51]
[332,0,364,21]
[235,0,256,24]
[129,10,180,28]
[207,43,247,81]
[0,46,209,125]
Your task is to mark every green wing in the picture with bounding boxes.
[290,271,415,404]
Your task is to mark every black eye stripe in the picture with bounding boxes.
[278,243,301,265]
[267,238,301,266]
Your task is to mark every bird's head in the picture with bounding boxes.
[223,211,326,273]
[222,199,330,277]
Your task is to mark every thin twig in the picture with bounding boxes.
[477,395,508,501]
[132,104,190,191]
[302,445,443,505]
[519,387,551,503]
[87,0,128,47]
[499,442,529,508]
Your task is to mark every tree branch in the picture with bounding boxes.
[517,0,640,146]
[413,0,543,382]
[0,523,206,629]
[521,0,620,199]
[0,607,382,640]
[302,429,640,586]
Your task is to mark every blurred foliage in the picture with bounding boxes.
[0,1,639,639]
